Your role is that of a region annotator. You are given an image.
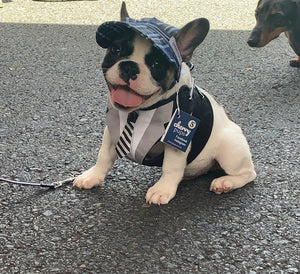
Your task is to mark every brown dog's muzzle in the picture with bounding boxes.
[248,24,288,47]
[248,27,262,47]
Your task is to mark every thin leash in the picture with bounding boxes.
[0,177,75,189]
[0,63,196,189]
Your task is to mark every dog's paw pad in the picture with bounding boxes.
[145,190,171,205]
[73,177,101,189]
[209,177,233,194]
[73,167,104,189]
[145,183,177,205]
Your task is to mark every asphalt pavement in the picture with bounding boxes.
[0,1,299,273]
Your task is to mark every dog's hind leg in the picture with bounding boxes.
[209,125,256,194]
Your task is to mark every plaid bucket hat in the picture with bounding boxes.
[96,17,182,82]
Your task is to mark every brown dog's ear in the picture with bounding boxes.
[175,18,209,62]
[120,1,130,21]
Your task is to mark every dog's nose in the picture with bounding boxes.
[247,38,259,47]
[119,61,140,83]
[247,29,261,47]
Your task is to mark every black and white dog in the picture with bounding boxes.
[73,2,256,205]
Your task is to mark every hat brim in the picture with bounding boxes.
[96,19,180,70]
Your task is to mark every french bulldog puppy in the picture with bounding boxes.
[73,2,256,205]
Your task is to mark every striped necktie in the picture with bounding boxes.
[116,111,138,158]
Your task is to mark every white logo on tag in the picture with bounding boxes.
[161,110,200,152]
[188,120,197,129]
[174,121,191,136]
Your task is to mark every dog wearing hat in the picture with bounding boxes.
[73,2,256,205]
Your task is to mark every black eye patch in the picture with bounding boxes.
[102,30,135,73]
[145,46,175,87]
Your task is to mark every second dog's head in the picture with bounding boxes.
[96,2,209,112]
[248,0,299,47]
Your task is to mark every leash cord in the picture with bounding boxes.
[0,177,75,189]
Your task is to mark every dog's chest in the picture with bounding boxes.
[106,100,173,165]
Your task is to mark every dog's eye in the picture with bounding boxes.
[110,45,121,55]
[151,59,161,69]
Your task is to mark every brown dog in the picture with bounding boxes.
[248,0,300,67]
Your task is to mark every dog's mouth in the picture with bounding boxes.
[108,83,157,109]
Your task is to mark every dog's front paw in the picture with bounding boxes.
[145,181,178,205]
[209,176,234,194]
[73,166,104,189]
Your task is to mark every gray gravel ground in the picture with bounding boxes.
[1,1,300,273]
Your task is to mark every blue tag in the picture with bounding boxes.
[161,109,200,152]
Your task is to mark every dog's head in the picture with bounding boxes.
[248,0,299,47]
[96,2,209,112]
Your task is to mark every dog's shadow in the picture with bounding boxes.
[176,169,222,200]
[171,169,256,209]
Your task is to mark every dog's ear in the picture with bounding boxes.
[120,1,130,21]
[175,18,209,62]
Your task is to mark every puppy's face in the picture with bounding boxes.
[102,30,177,111]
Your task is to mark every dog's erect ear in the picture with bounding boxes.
[120,1,130,21]
[175,18,209,62]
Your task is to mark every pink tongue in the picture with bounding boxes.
[111,87,143,107]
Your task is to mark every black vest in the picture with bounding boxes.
[141,84,214,166]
